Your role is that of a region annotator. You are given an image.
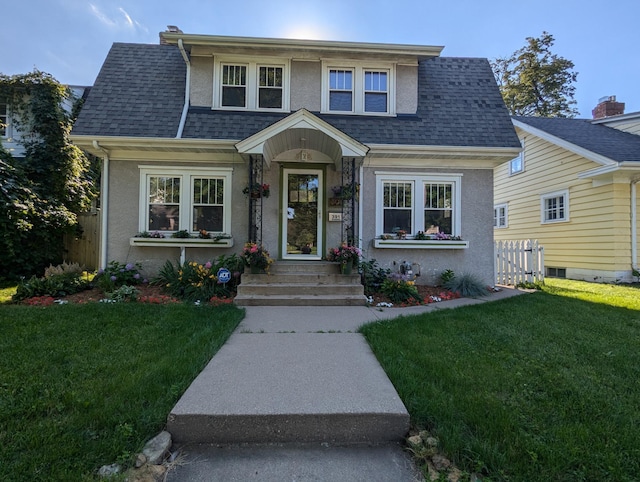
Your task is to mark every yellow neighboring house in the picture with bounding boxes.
[494,98,640,283]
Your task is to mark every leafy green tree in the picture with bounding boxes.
[0,71,97,279]
[491,32,578,117]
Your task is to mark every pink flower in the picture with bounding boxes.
[204,261,212,269]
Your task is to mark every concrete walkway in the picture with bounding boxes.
[166,287,527,481]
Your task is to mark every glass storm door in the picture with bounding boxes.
[282,168,323,259]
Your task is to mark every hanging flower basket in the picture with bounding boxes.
[243,183,270,199]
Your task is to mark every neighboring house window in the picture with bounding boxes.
[377,173,462,236]
[541,189,569,224]
[140,167,233,235]
[510,139,524,175]
[364,70,388,113]
[329,69,354,112]
[323,62,395,115]
[221,64,247,108]
[258,66,283,109]
[214,58,289,111]
[494,203,508,228]
[0,102,8,137]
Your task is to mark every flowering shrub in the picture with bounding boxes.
[327,244,361,265]
[241,243,273,270]
[95,261,145,292]
[155,254,243,302]
[380,273,420,304]
[13,263,90,302]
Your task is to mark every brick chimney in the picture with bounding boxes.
[592,96,625,119]
[160,25,183,45]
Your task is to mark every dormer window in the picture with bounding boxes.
[214,57,289,111]
[322,62,395,115]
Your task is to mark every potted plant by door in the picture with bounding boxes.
[327,244,361,274]
[241,242,273,273]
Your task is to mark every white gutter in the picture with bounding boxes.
[92,140,110,270]
[358,162,364,253]
[176,38,190,139]
[632,179,639,270]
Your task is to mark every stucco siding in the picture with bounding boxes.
[396,65,417,114]
[494,133,633,279]
[363,165,495,286]
[290,61,321,112]
[190,56,214,107]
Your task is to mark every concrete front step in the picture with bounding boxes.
[167,333,410,445]
[235,261,366,306]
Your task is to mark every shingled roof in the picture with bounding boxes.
[73,42,520,149]
[513,116,640,163]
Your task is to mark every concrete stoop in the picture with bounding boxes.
[166,333,410,446]
[234,261,367,306]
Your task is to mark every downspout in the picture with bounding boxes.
[358,162,364,252]
[632,179,638,271]
[93,140,109,270]
[176,38,190,139]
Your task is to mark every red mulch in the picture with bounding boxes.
[368,284,460,307]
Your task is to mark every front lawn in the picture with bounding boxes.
[0,302,243,481]
[361,279,640,481]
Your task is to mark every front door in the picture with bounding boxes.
[282,168,323,260]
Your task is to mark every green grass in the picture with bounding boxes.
[0,302,243,481]
[361,279,640,481]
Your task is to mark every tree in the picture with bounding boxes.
[491,32,578,117]
[0,71,98,280]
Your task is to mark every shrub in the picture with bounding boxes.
[94,261,145,292]
[106,285,140,302]
[380,273,421,304]
[359,258,391,295]
[443,272,488,297]
[155,255,243,302]
[13,263,90,301]
[439,269,455,285]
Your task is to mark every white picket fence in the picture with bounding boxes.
[494,239,545,285]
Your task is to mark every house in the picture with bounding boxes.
[494,97,640,283]
[70,28,520,288]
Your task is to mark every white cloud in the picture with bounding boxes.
[88,3,147,33]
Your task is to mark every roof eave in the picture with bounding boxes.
[367,144,521,163]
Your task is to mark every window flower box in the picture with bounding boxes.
[130,236,234,248]
[373,238,469,250]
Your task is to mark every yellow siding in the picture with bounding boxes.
[494,132,632,273]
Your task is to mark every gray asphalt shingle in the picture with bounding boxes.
[514,116,640,163]
[73,42,520,149]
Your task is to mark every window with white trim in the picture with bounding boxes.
[494,203,508,228]
[0,102,8,137]
[541,189,568,224]
[510,139,524,175]
[140,167,233,235]
[214,57,289,111]
[323,62,394,115]
[377,173,462,236]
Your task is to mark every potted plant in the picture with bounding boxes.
[327,244,361,274]
[241,242,273,273]
[243,183,270,199]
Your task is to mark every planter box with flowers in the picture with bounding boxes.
[327,244,361,274]
[130,230,234,248]
[243,183,270,199]
[241,242,273,274]
[374,231,469,249]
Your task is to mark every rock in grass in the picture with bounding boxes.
[98,463,121,477]
[142,431,172,465]
[407,434,423,447]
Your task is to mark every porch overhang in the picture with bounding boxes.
[235,109,369,168]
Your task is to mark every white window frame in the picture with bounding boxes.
[540,189,569,224]
[494,203,508,228]
[509,139,525,175]
[0,101,10,138]
[375,172,462,237]
[220,63,248,109]
[322,61,395,116]
[363,70,389,114]
[213,56,290,112]
[138,166,233,235]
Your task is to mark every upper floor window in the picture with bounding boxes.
[0,102,8,137]
[221,64,247,108]
[377,173,462,237]
[140,167,233,235]
[214,57,289,111]
[323,62,395,115]
[541,189,569,224]
[510,139,524,175]
[494,203,508,228]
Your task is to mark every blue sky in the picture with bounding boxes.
[4,0,639,117]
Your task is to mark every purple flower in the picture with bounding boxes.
[133,273,141,280]
[204,261,212,269]
[125,263,134,271]
[142,278,149,284]
[97,269,104,275]
[110,275,117,282]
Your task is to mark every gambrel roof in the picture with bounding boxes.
[73,42,520,150]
